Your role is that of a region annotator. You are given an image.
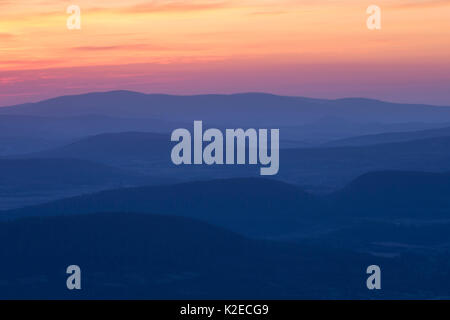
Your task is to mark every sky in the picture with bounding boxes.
[1,0,450,106]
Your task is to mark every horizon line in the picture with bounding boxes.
[2,89,450,109]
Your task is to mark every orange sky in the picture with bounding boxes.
[1,0,450,106]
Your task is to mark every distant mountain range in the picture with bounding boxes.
[2,91,450,125]
[2,91,450,151]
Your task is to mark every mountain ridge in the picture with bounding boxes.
[326,125,450,147]
[4,171,450,234]
[2,91,450,126]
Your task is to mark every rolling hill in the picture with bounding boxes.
[27,132,171,165]
[1,212,447,299]
[1,178,315,237]
[13,131,450,193]
[326,125,450,147]
[0,158,167,211]
[280,135,450,189]
[0,158,143,187]
[5,171,450,236]
[329,171,450,217]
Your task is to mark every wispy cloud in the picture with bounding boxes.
[0,58,66,69]
[81,0,234,15]
[248,10,287,16]
[124,0,231,13]
[72,44,169,51]
[389,0,450,9]
[71,42,209,53]
[0,32,14,39]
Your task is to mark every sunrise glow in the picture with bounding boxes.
[1,0,450,105]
